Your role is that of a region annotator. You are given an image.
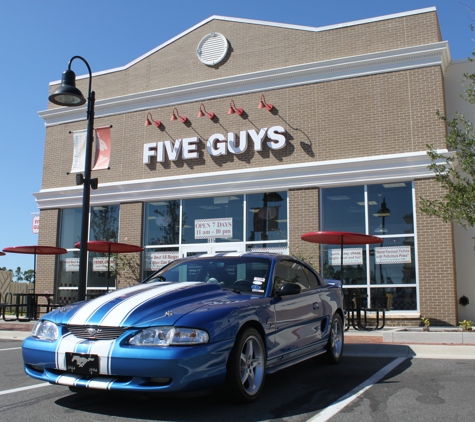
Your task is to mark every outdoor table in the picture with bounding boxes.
[2,293,54,322]
[343,291,385,330]
[301,231,385,331]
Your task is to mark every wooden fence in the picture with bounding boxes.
[0,270,33,302]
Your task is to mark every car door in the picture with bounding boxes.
[268,260,325,362]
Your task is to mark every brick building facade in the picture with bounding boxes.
[34,7,462,325]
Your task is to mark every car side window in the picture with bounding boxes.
[303,266,321,289]
[274,260,311,292]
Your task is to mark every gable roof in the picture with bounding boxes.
[52,7,437,84]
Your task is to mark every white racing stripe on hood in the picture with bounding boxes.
[67,283,158,325]
[99,282,201,327]
[56,333,85,370]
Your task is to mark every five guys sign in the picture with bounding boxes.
[143,125,287,164]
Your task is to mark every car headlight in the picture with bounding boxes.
[128,327,209,346]
[31,320,59,342]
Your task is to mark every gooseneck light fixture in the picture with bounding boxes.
[228,100,244,116]
[144,112,162,128]
[258,94,274,111]
[49,56,95,302]
[197,103,215,119]
[170,107,188,123]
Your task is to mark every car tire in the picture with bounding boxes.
[224,327,266,403]
[324,313,344,363]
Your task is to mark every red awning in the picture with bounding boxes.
[301,231,382,245]
[74,241,144,254]
[3,245,68,255]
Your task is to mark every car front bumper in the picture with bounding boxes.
[22,335,234,393]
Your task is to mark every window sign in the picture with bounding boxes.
[146,251,180,271]
[65,258,79,272]
[195,218,233,239]
[375,246,411,264]
[329,248,363,266]
[92,257,116,271]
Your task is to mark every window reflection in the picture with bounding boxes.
[182,196,244,244]
[59,208,82,248]
[145,200,180,245]
[322,246,367,286]
[369,238,415,285]
[321,182,417,312]
[368,183,413,235]
[321,186,364,233]
[90,205,119,241]
[371,287,417,311]
[247,192,287,242]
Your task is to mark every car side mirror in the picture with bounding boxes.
[276,282,301,296]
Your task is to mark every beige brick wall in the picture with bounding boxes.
[35,209,61,305]
[116,202,144,287]
[288,188,320,270]
[47,11,441,103]
[415,178,457,325]
[42,66,446,190]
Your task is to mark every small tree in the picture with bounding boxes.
[420,48,475,227]
[23,269,35,283]
[14,267,24,282]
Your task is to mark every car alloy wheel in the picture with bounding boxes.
[225,327,266,402]
[326,313,344,363]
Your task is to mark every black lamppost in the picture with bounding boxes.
[49,56,95,302]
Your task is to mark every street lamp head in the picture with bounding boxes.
[49,69,86,107]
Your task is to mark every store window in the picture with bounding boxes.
[57,205,120,303]
[182,195,244,244]
[321,183,417,312]
[144,200,180,245]
[246,192,288,242]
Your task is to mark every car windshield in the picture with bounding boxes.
[146,256,272,294]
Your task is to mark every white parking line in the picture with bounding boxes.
[306,357,406,422]
[0,347,21,351]
[0,383,51,396]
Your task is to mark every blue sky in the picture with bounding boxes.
[0,0,473,272]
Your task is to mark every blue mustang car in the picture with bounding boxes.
[22,253,344,402]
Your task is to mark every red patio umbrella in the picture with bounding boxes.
[2,245,68,285]
[74,241,144,292]
[301,231,383,283]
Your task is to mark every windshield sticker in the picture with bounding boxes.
[252,280,263,285]
[251,285,264,292]
[254,277,265,282]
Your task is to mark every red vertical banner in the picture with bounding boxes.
[93,126,111,171]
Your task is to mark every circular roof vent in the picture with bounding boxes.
[196,33,229,66]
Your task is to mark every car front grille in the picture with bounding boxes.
[66,325,127,340]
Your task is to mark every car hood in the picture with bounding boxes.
[46,282,233,327]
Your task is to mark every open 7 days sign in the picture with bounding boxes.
[143,126,286,163]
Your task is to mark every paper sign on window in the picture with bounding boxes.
[195,218,233,239]
[375,246,411,264]
[329,248,363,266]
[146,252,180,271]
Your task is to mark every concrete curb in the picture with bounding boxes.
[0,331,30,340]
[345,343,475,359]
[382,328,475,345]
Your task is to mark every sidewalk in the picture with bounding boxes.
[0,320,35,340]
[345,326,475,359]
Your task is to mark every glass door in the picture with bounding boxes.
[181,243,244,257]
